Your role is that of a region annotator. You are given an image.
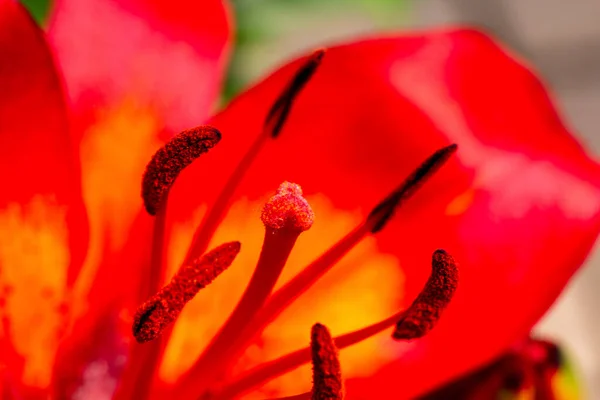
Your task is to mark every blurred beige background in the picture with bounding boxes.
[230,0,600,397]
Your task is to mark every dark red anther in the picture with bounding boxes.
[265,49,326,138]
[368,144,457,234]
[393,249,459,340]
[311,323,343,400]
[141,125,221,215]
[132,241,241,343]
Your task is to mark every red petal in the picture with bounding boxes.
[45,0,233,292]
[0,0,87,386]
[48,0,232,132]
[0,0,83,215]
[0,0,87,281]
[179,28,600,397]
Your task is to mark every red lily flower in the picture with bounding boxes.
[1,0,600,399]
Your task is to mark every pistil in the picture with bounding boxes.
[175,182,314,397]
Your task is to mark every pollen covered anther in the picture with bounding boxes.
[265,49,326,138]
[141,125,221,215]
[132,241,240,343]
[368,144,457,233]
[261,182,315,232]
[311,323,343,400]
[393,249,458,340]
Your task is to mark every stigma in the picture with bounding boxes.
[261,181,315,232]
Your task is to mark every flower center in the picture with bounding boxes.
[114,49,459,400]
[163,193,402,396]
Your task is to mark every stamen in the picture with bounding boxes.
[393,249,458,340]
[141,125,221,215]
[265,49,326,138]
[368,144,457,233]
[121,127,221,398]
[212,251,458,398]
[264,323,344,400]
[311,323,343,400]
[115,242,240,400]
[183,50,326,264]
[203,146,458,379]
[210,312,400,399]
[173,183,314,397]
[132,241,241,343]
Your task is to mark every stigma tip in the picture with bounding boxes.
[261,182,315,232]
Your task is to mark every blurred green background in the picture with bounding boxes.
[20,0,51,23]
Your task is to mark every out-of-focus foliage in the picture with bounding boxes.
[20,0,52,25]
[224,0,407,101]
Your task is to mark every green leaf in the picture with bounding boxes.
[20,0,53,26]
